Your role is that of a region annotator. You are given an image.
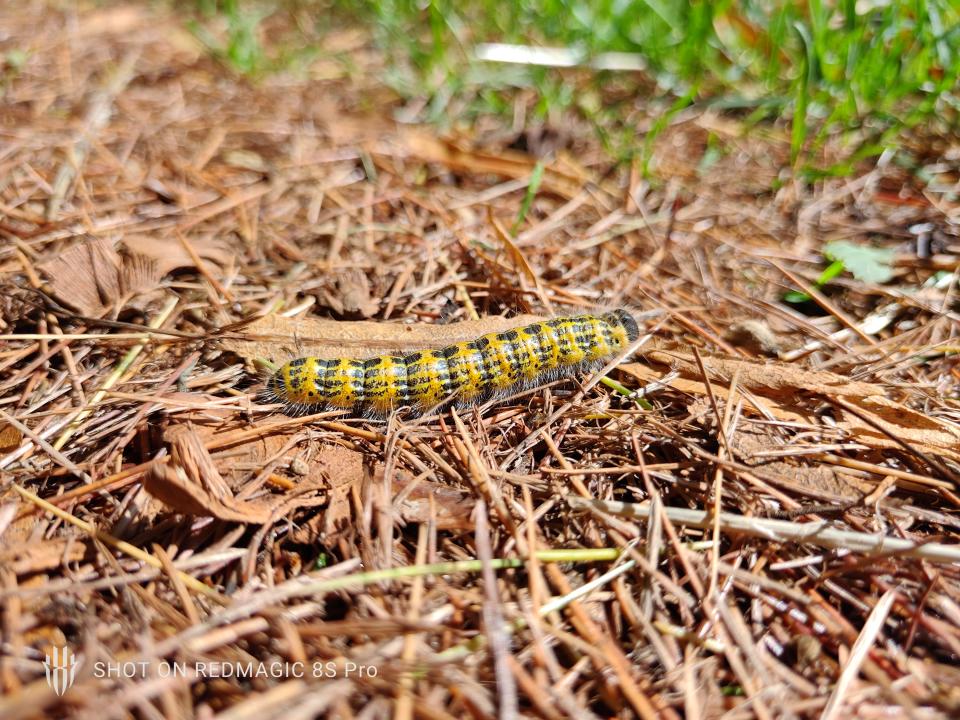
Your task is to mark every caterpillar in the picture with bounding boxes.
[262,309,640,418]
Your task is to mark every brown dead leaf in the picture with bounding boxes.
[313,269,379,319]
[0,423,22,453]
[618,362,812,425]
[0,536,89,575]
[39,236,160,318]
[772,463,872,500]
[144,425,274,522]
[151,401,351,481]
[838,395,960,463]
[287,445,365,544]
[389,467,475,530]
[220,312,546,364]
[122,234,232,277]
[730,426,873,500]
[625,351,960,464]
[145,420,371,534]
[639,350,882,399]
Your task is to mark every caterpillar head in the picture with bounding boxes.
[603,308,641,344]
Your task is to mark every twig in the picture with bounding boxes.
[568,497,960,564]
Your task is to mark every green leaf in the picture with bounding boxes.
[784,259,846,304]
[511,160,544,235]
[817,259,846,285]
[823,240,895,284]
[783,290,812,304]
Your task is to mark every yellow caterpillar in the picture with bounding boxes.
[262,309,640,418]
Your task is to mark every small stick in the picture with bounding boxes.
[568,497,960,564]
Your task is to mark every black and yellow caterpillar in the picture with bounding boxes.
[262,309,640,417]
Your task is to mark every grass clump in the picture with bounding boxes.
[361,0,960,173]
[190,0,267,76]
[188,1,960,177]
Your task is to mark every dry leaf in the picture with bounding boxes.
[840,396,960,463]
[625,351,960,463]
[0,423,23,453]
[286,446,365,544]
[0,537,89,575]
[220,312,546,364]
[730,426,873,500]
[618,362,812,425]
[639,350,882,399]
[313,269,379,319]
[39,236,160,318]
[145,422,370,531]
[389,468,475,530]
[122,234,232,276]
[145,425,274,522]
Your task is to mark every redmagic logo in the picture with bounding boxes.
[43,645,80,696]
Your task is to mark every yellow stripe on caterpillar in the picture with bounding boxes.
[261,309,640,418]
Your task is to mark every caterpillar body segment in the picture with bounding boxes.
[263,309,640,418]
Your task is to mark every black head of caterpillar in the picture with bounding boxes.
[263,309,641,419]
[607,308,640,344]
